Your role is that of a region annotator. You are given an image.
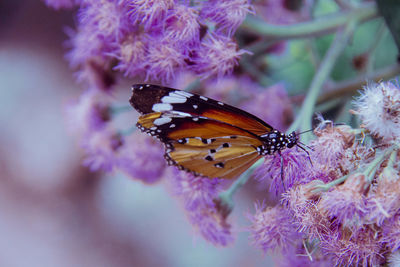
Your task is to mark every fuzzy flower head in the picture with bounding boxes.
[111,33,148,77]
[164,5,200,45]
[381,215,400,252]
[143,38,186,83]
[127,0,175,29]
[308,122,373,183]
[81,126,123,172]
[115,132,166,184]
[320,227,383,266]
[366,165,400,226]
[65,88,111,135]
[240,83,293,131]
[256,148,311,194]
[201,0,254,36]
[318,173,368,228]
[247,203,299,253]
[168,170,234,246]
[353,81,400,141]
[192,34,250,79]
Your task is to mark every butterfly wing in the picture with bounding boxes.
[130,84,270,179]
[130,84,273,135]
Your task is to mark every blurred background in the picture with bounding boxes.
[0,1,270,266]
[1,0,399,266]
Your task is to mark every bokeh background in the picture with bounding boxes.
[0,1,271,266]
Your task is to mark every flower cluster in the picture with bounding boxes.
[248,81,400,266]
[48,0,254,84]
[169,169,234,246]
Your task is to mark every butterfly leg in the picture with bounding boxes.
[278,150,285,189]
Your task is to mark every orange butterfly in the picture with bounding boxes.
[130,84,299,179]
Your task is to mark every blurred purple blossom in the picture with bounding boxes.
[57,0,253,84]
[115,133,166,184]
[254,0,312,25]
[42,0,78,10]
[247,202,299,252]
[201,0,254,36]
[240,82,293,132]
[169,170,234,246]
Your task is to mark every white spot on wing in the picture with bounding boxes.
[174,90,193,98]
[218,101,224,105]
[161,95,187,104]
[169,124,176,128]
[192,117,199,121]
[193,104,198,109]
[152,103,173,112]
[154,117,172,125]
[169,111,191,117]
[200,96,208,101]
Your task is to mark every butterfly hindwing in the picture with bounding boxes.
[165,136,262,179]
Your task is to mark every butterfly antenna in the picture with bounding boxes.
[297,129,314,135]
[296,142,313,167]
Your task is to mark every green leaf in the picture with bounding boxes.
[376,0,400,53]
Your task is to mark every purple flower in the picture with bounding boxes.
[127,0,175,29]
[319,227,383,266]
[200,0,253,36]
[254,0,312,25]
[366,166,400,226]
[111,33,148,77]
[65,88,111,135]
[240,82,293,131]
[164,5,200,45]
[43,0,78,10]
[168,170,234,246]
[192,34,250,79]
[279,241,333,267]
[81,126,123,172]
[255,148,311,194]
[282,183,331,240]
[143,38,187,83]
[381,215,400,252]
[115,132,166,184]
[318,173,368,228]
[353,81,400,141]
[247,202,299,252]
[78,0,129,42]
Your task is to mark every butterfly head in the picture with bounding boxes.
[286,131,298,148]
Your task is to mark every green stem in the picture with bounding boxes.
[364,146,395,183]
[313,146,397,192]
[241,2,376,40]
[218,158,264,212]
[288,20,357,141]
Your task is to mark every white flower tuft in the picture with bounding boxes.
[353,81,400,141]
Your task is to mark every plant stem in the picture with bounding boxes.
[218,158,264,212]
[241,2,376,40]
[288,20,357,141]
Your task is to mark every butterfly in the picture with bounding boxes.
[129,84,300,179]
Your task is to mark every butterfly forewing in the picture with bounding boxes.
[131,84,273,135]
[130,84,272,179]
